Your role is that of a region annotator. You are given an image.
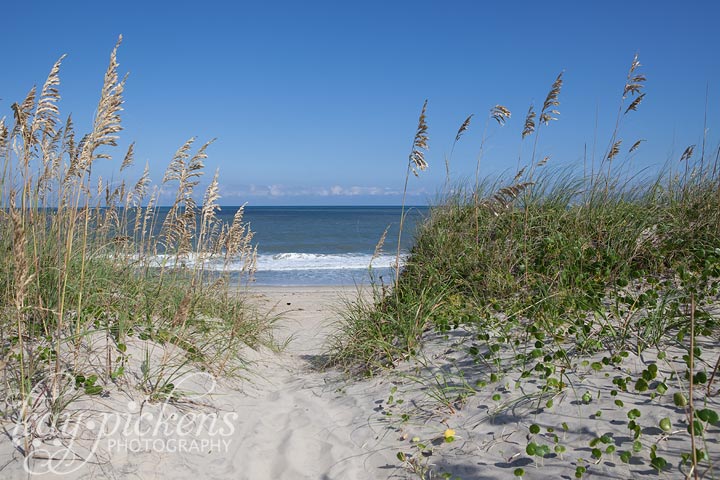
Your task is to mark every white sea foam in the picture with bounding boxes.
[254,253,399,271]
[137,252,402,272]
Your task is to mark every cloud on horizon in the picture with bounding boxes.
[222,184,428,199]
[153,183,432,205]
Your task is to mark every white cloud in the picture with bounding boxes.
[221,184,409,198]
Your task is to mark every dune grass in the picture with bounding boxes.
[0,38,271,455]
[330,55,720,478]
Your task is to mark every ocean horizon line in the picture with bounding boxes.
[199,204,431,208]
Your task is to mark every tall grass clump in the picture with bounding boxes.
[330,55,720,477]
[0,38,269,455]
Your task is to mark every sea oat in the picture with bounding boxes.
[491,105,511,126]
[161,138,214,254]
[680,145,696,162]
[455,114,473,142]
[522,105,536,139]
[120,142,135,171]
[10,195,33,309]
[607,140,622,162]
[623,54,646,99]
[482,181,534,216]
[74,36,126,176]
[11,86,37,159]
[0,117,8,154]
[129,163,151,206]
[371,225,390,268]
[539,72,563,125]
[202,170,221,223]
[629,139,645,153]
[624,93,645,115]
[61,115,76,162]
[199,169,221,256]
[32,55,66,152]
[409,100,429,175]
[172,290,193,327]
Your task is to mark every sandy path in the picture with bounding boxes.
[0,286,405,480]
[220,286,398,480]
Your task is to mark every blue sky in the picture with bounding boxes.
[2,0,719,205]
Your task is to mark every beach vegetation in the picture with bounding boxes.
[331,54,720,478]
[0,38,272,456]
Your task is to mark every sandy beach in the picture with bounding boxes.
[0,286,405,479]
[1,285,718,479]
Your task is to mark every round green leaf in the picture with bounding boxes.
[659,418,672,432]
[673,392,688,407]
[697,409,720,425]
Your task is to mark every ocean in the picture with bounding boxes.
[193,205,428,286]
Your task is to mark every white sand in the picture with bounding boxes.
[0,286,405,479]
[2,286,718,479]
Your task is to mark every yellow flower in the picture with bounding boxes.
[444,428,456,440]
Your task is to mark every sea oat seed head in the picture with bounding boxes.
[455,114,473,142]
[607,140,622,161]
[409,100,429,172]
[491,105,511,126]
[522,105,536,139]
[680,145,695,162]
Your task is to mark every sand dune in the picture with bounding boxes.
[2,286,718,479]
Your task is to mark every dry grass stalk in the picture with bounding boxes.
[11,87,36,155]
[623,54,646,99]
[221,205,256,278]
[607,140,622,162]
[198,169,221,263]
[522,105,536,139]
[32,55,65,153]
[455,114,473,142]
[624,93,645,115]
[60,115,77,178]
[172,290,193,327]
[680,145,696,163]
[539,72,563,125]
[371,225,390,267]
[8,194,34,447]
[120,141,135,171]
[201,169,221,225]
[446,113,474,189]
[129,163,151,206]
[161,138,214,255]
[224,206,248,259]
[10,197,33,311]
[596,54,648,196]
[72,36,126,178]
[629,139,645,153]
[491,105,511,126]
[681,145,697,197]
[482,181,534,216]
[409,100,429,175]
[523,71,563,183]
[397,100,430,288]
[470,104,513,243]
[139,189,159,253]
[0,117,8,153]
